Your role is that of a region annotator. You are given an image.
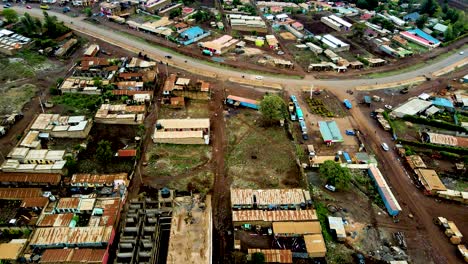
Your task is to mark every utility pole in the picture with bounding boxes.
[38,94,45,113]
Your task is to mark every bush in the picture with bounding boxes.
[49,86,59,95]
[398,139,468,155]
[402,115,468,133]
[440,151,460,159]
[314,201,333,242]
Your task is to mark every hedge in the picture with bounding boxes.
[398,139,468,155]
[402,115,468,133]
[382,111,397,135]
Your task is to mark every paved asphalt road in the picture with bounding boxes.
[11,7,468,89]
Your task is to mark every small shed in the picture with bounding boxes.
[328,216,346,241]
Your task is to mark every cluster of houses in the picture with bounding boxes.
[0,29,32,56]
[231,188,327,261]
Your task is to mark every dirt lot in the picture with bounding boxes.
[225,110,302,188]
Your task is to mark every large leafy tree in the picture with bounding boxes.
[420,0,439,16]
[2,9,19,24]
[17,13,42,36]
[96,140,113,164]
[319,160,351,190]
[259,94,287,124]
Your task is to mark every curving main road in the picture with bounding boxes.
[11,6,468,89]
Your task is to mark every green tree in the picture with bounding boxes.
[444,24,454,41]
[169,8,182,19]
[259,94,287,124]
[3,9,19,24]
[251,252,265,264]
[353,22,367,37]
[356,0,379,10]
[420,0,439,16]
[17,13,42,36]
[84,7,92,17]
[319,160,351,190]
[415,14,428,29]
[96,140,113,164]
[232,0,241,6]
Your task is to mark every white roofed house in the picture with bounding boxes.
[153,118,210,145]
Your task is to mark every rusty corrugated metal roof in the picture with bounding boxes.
[21,197,49,208]
[248,249,293,263]
[232,210,317,222]
[37,213,74,227]
[0,172,61,185]
[71,173,128,185]
[0,188,42,199]
[30,226,113,247]
[41,248,106,263]
[55,197,80,209]
[118,149,137,157]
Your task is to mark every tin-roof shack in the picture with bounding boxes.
[328,216,346,241]
[40,248,108,263]
[272,221,321,236]
[0,172,61,186]
[230,188,308,208]
[247,249,292,263]
[232,209,317,223]
[304,234,326,258]
[29,226,114,248]
[30,114,93,138]
[70,173,129,188]
[0,239,28,260]
[414,169,447,195]
[95,104,145,125]
[153,118,210,145]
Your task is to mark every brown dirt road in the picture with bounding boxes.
[330,88,468,264]
[209,86,233,263]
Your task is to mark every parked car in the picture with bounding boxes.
[325,184,336,192]
[26,5,32,8]
[345,129,355,136]
[460,51,464,55]
[165,55,172,59]
[381,142,389,151]
[385,104,393,110]
[40,4,50,9]
[400,87,409,94]
[255,75,264,80]
[62,7,71,13]
[302,133,309,140]
[3,3,11,8]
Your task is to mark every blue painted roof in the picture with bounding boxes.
[403,12,420,21]
[318,121,343,142]
[408,28,440,44]
[431,97,454,108]
[180,26,204,40]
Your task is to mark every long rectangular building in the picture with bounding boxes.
[29,226,114,248]
[153,118,210,145]
[368,166,401,216]
[230,188,309,209]
[0,172,61,186]
[314,34,350,52]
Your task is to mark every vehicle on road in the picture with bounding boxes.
[381,142,389,151]
[325,184,336,192]
[40,4,50,9]
[3,3,11,7]
[345,129,355,136]
[62,7,70,13]
[385,104,393,110]
[255,75,263,80]
[302,133,309,140]
[0,126,6,137]
[26,5,32,8]
[460,51,465,55]
[343,99,352,109]
[165,55,172,59]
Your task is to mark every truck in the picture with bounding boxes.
[288,102,294,113]
[290,95,298,104]
[202,49,213,56]
[343,99,352,109]
[342,152,352,164]
[434,217,463,245]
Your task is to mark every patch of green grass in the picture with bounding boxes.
[313,201,333,243]
[146,144,211,177]
[0,84,38,115]
[454,180,468,192]
[0,59,35,81]
[227,112,298,188]
[17,50,46,66]
[406,42,429,54]
[168,170,214,193]
[52,93,101,115]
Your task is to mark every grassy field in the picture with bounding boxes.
[144,143,212,190]
[0,84,37,115]
[159,100,209,119]
[52,93,102,116]
[226,110,301,188]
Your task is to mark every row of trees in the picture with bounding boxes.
[8,11,71,40]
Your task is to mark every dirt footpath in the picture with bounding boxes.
[209,86,233,264]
